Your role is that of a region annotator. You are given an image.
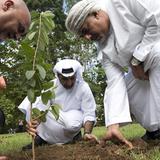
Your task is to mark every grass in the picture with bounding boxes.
[92,123,145,139]
[0,123,160,160]
[0,132,31,154]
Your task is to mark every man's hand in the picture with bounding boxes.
[99,124,133,149]
[131,64,149,80]
[0,76,6,90]
[83,133,99,143]
[83,120,97,143]
[26,120,39,137]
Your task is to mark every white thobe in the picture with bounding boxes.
[19,79,96,144]
[98,0,160,131]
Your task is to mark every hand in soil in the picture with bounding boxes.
[83,133,99,144]
[99,124,133,149]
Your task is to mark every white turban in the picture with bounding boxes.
[65,0,102,35]
[53,59,84,81]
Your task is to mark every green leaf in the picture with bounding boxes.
[20,43,35,59]
[32,108,41,119]
[28,31,36,40]
[40,116,46,122]
[34,74,43,91]
[50,87,56,99]
[42,17,55,32]
[40,29,49,45]
[29,79,36,87]
[25,70,35,80]
[27,89,35,103]
[39,111,47,122]
[42,81,54,90]
[42,11,54,18]
[38,37,46,50]
[36,64,46,80]
[41,90,53,104]
[51,104,61,120]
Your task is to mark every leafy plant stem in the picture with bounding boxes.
[31,13,42,160]
[33,13,42,71]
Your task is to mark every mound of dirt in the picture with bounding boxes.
[8,138,160,160]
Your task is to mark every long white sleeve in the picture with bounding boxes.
[131,0,160,61]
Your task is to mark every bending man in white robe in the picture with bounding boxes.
[65,0,160,148]
[19,59,97,150]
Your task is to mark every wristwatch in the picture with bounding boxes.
[130,57,142,66]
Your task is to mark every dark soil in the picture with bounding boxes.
[8,138,160,160]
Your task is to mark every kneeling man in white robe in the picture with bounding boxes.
[19,59,97,150]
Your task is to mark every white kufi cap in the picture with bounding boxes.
[65,0,101,35]
[53,59,84,80]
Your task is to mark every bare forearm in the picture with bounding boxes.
[83,121,98,142]
[83,121,94,134]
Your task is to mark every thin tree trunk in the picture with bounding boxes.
[30,103,35,160]
[32,137,35,160]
